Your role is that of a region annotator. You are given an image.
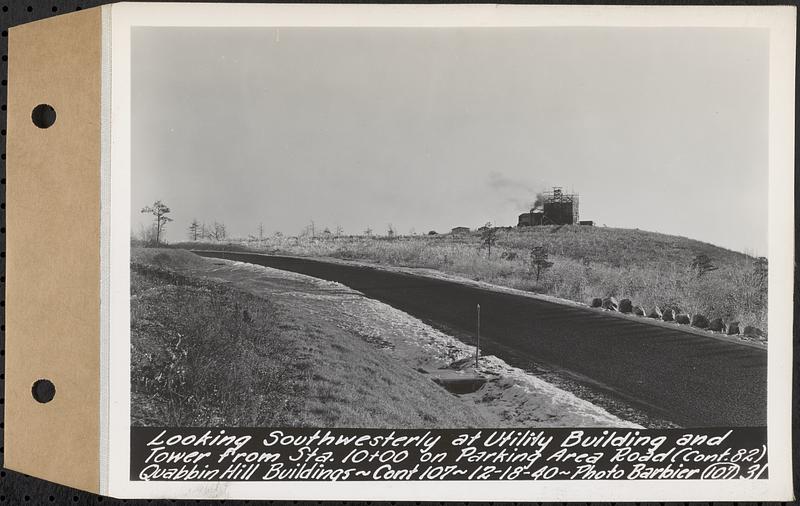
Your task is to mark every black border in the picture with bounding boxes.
[0,0,796,503]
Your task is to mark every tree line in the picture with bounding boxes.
[140,200,448,246]
[188,219,228,242]
[139,200,229,246]
[140,202,566,286]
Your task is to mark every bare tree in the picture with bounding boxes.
[751,256,768,307]
[258,222,265,242]
[136,223,158,244]
[141,200,173,246]
[691,254,718,279]
[752,256,768,286]
[209,222,227,241]
[364,227,373,236]
[529,245,554,282]
[387,223,396,238]
[335,225,344,237]
[480,222,498,258]
[299,221,318,238]
[188,219,201,241]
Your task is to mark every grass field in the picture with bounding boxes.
[174,224,768,332]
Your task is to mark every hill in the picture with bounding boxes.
[496,225,753,268]
[174,225,768,332]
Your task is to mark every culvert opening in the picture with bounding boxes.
[432,376,487,395]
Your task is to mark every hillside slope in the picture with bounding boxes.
[178,224,768,331]
[487,225,753,268]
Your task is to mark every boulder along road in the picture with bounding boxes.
[195,251,767,427]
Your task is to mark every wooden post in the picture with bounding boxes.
[475,304,481,369]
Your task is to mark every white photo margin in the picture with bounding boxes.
[105,2,796,500]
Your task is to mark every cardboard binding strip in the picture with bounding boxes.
[6,8,102,493]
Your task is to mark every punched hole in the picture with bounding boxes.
[31,104,56,129]
[31,379,55,403]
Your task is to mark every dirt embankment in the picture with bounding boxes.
[132,248,639,428]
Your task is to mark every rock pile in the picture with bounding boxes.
[708,318,726,332]
[743,326,765,338]
[691,314,710,329]
[587,296,766,340]
[601,297,618,311]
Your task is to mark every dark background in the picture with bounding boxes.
[0,0,797,504]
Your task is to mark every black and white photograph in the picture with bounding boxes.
[106,3,794,500]
[130,24,769,430]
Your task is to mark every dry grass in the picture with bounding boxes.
[278,317,492,428]
[131,262,302,426]
[177,224,767,330]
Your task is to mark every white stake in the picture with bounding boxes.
[475,304,481,369]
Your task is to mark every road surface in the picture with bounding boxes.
[195,250,767,427]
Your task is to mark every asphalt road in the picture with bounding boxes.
[195,250,767,427]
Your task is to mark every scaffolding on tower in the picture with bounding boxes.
[541,187,579,225]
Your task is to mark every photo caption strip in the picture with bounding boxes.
[131,427,767,482]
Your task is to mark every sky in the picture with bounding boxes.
[132,27,769,254]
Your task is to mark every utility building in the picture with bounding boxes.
[517,187,580,226]
[517,209,544,226]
